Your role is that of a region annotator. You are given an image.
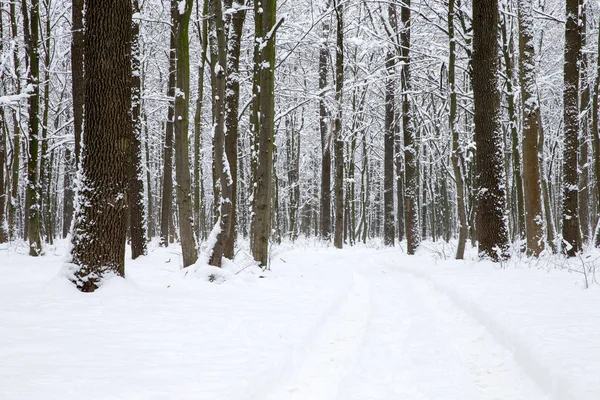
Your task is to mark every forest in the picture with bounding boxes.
[5,1,600,398]
[1,0,599,286]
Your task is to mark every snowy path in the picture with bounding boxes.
[265,258,546,400]
[5,243,599,399]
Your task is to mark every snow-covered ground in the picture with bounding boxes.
[1,239,599,399]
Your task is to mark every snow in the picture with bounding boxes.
[2,240,600,399]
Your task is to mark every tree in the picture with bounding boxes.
[448,0,467,259]
[517,0,544,256]
[223,0,247,259]
[472,0,508,260]
[562,0,581,257]
[173,0,198,268]
[333,0,344,249]
[24,0,43,255]
[400,0,419,255]
[207,0,233,267]
[319,2,331,241]
[130,0,148,260]
[160,4,177,247]
[250,0,279,267]
[69,0,132,292]
[383,3,396,247]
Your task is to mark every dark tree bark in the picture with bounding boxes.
[517,0,544,256]
[472,0,509,260]
[160,6,177,247]
[207,0,233,267]
[0,14,7,244]
[129,0,147,259]
[62,148,75,238]
[333,0,344,249]
[24,0,43,256]
[562,0,581,256]
[223,0,246,259]
[383,2,396,247]
[400,0,419,255]
[173,0,198,268]
[70,0,132,292]
[250,0,278,266]
[593,16,600,247]
[319,4,331,241]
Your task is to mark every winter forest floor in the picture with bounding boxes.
[1,239,600,399]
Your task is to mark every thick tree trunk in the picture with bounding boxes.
[70,0,132,292]
[517,0,544,256]
[472,0,509,260]
[173,0,198,268]
[400,0,419,255]
[129,0,147,260]
[250,0,278,267]
[562,0,581,256]
[24,0,43,256]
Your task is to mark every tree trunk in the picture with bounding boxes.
[333,0,344,249]
[592,16,600,247]
[448,0,467,259]
[383,42,395,246]
[517,0,544,256]
[250,0,278,267]
[223,0,246,259]
[8,1,21,240]
[400,0,419,255]
[70,0,132,292]
[562,0,581,256]
[173,0,198,268]
[472,0,509,260]
[319,5,331,241]
[24,0,43,256]
[207,0,233,267]
[129,0,147,259]
[160,8,177,247]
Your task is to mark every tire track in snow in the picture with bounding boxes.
[332,268,547,400]
[261,272,371,400]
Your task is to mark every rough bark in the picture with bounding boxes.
[250,0,278,267]
[24,0,43,256]
[400,0,419,255]
[383,46,395,246]
[70,0,132,292]
[593,16,600,247]
[472,0,509,260]
[129,0,147,259]
[562,0,581,256]
[517,0,544,256]
[173,0,198,268]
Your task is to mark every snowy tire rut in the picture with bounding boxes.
[263,272,371,400]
